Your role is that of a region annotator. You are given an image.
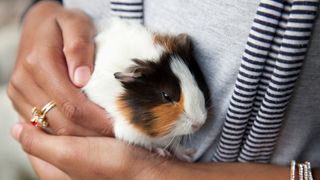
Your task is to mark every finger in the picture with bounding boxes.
[7,80,32,122]
[13,123,110,174]
[12,123,74,170]
[14,123,151,179]
[57,10,96,87]
[9,68,99,136]
[28,155,71,180]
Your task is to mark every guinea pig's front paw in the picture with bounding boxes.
[152,147,172,157]
[174,147,196,162]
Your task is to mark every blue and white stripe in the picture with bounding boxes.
[214,0,319,162]
[110,0,144,24]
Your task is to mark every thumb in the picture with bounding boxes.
[57,10,96,87]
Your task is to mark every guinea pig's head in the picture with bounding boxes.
[115,33,208,138]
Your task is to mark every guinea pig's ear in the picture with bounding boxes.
[114,70,142,83]
[175,33,192,51]
[114,59,153,83]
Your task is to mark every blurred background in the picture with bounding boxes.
[0,0,37,179]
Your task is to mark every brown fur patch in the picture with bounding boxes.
[116,94,185,138]
[153,33,176,53]
[116,97,156,135]
[150,94,184,137]
[116,98,133,122]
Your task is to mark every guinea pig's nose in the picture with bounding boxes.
[192,122,204,131]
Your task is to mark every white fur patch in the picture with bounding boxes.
[170,56,207,136]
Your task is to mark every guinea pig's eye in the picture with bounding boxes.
[161,92,172,102]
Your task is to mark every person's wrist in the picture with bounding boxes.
[133,156,175,180]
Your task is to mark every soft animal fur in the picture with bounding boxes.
[83,19,209,161]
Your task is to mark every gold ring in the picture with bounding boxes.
[31,101,56,128]
[31,107,41,127]
[41,101,56,117]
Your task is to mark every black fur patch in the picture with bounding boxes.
[118,53,181,135]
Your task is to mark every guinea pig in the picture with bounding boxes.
[83,19,209,161]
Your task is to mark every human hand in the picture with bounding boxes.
[12,122,168,180]
[7,1,113,136]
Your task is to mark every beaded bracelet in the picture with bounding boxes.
[290,160,313,180]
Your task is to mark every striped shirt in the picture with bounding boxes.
[213,0,319,163]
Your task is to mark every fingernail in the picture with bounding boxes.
[74,66,91,87]
[11,123,23,141]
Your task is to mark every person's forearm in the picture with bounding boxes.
[165,162,290,180]
[146,160,320,180]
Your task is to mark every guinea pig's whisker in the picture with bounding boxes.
[174,137,181,147]
[164,136,176,150]
[170,137,180,151]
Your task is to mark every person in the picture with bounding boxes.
[7,0,320,179]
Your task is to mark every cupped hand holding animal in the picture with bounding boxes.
[12,121,159,180]
[7,1,113,136]
[12,121,311,180]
